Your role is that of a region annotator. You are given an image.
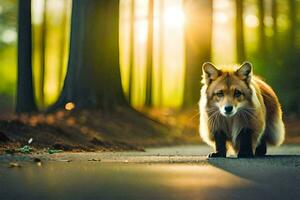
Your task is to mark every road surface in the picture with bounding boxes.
[0,145,299,200]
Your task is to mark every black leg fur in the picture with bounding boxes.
[237,128,254,158]
[208,131,227,158]
[255,137,267,157]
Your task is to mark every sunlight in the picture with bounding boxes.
[136,19,148,43]
[214,12,228,24]
[32,0,72,107]
[163,6,185,28]
[31,0,45,24]
[214,0,230,10]
[119,0,185,108]
[1,29,17,44]
[245,14,259,28]
[264,16,273,27]
[65,102,75,111]
[47,0,67,25]
[212,0,235,65]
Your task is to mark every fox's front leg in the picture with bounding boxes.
[208,131,227,158]
[237,128,254,158]
[255,136,267,157]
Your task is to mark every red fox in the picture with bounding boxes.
[199,62,285,158]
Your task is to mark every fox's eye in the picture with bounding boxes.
[215,91,224,97]
[234,89,242,97]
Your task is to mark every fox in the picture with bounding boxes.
[199,61,285,158]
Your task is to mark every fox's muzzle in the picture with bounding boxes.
[220,104,236,117]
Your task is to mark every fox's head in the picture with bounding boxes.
[202,62,253,118]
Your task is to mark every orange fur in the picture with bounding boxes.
[199,62,285,155]
[254,77,285,145]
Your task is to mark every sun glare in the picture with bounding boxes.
[136,19,148,43]
[245,14,259,28]
[31,0,45,24]
[65,102,75,111]
[119,0,185,107]
[163,6,185,28]
[214,12,228,24]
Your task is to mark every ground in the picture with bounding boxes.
[0,109,299,199]
[0,145,299,200]
[0,108,299,154]
[0,109,202,153]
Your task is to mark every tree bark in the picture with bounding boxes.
[16,0,38,113]
[183,0,213,108]
[49,0,127,111]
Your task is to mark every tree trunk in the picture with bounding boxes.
[258,0,265,54]
[128,0,135,104]
[48,0,127,111]
[183,0,213,108]
[16,0,38,113]
[236,0,246,63]
[145,0,154,107]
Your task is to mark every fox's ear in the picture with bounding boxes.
[236,61,253,83]
[202,62,220,84]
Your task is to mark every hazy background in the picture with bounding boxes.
[0,0,299,115]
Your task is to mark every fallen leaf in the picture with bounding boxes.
[48,149,63,154]
[9,162,21,168]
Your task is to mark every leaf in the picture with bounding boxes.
[19,145,32,154]
[48,149,63,154]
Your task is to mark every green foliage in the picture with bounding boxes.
[0,46,16,95]
[19,145,32,154]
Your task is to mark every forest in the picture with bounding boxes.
[0,0,299,152]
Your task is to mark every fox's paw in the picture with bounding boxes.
[255,149,266,157]
[255,140,267,157]
[208,152,226,158]
[237,152,254,158]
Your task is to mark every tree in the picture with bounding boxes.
[49,0,127,111]
[145,0,154,107]
[183,0,213,108]
[16,0,38,113]
[236,0,246,63]
[258,0,265,53]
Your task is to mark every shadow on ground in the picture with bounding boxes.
[208,155,300,200]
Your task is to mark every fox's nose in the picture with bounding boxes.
[224,105,233,113]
